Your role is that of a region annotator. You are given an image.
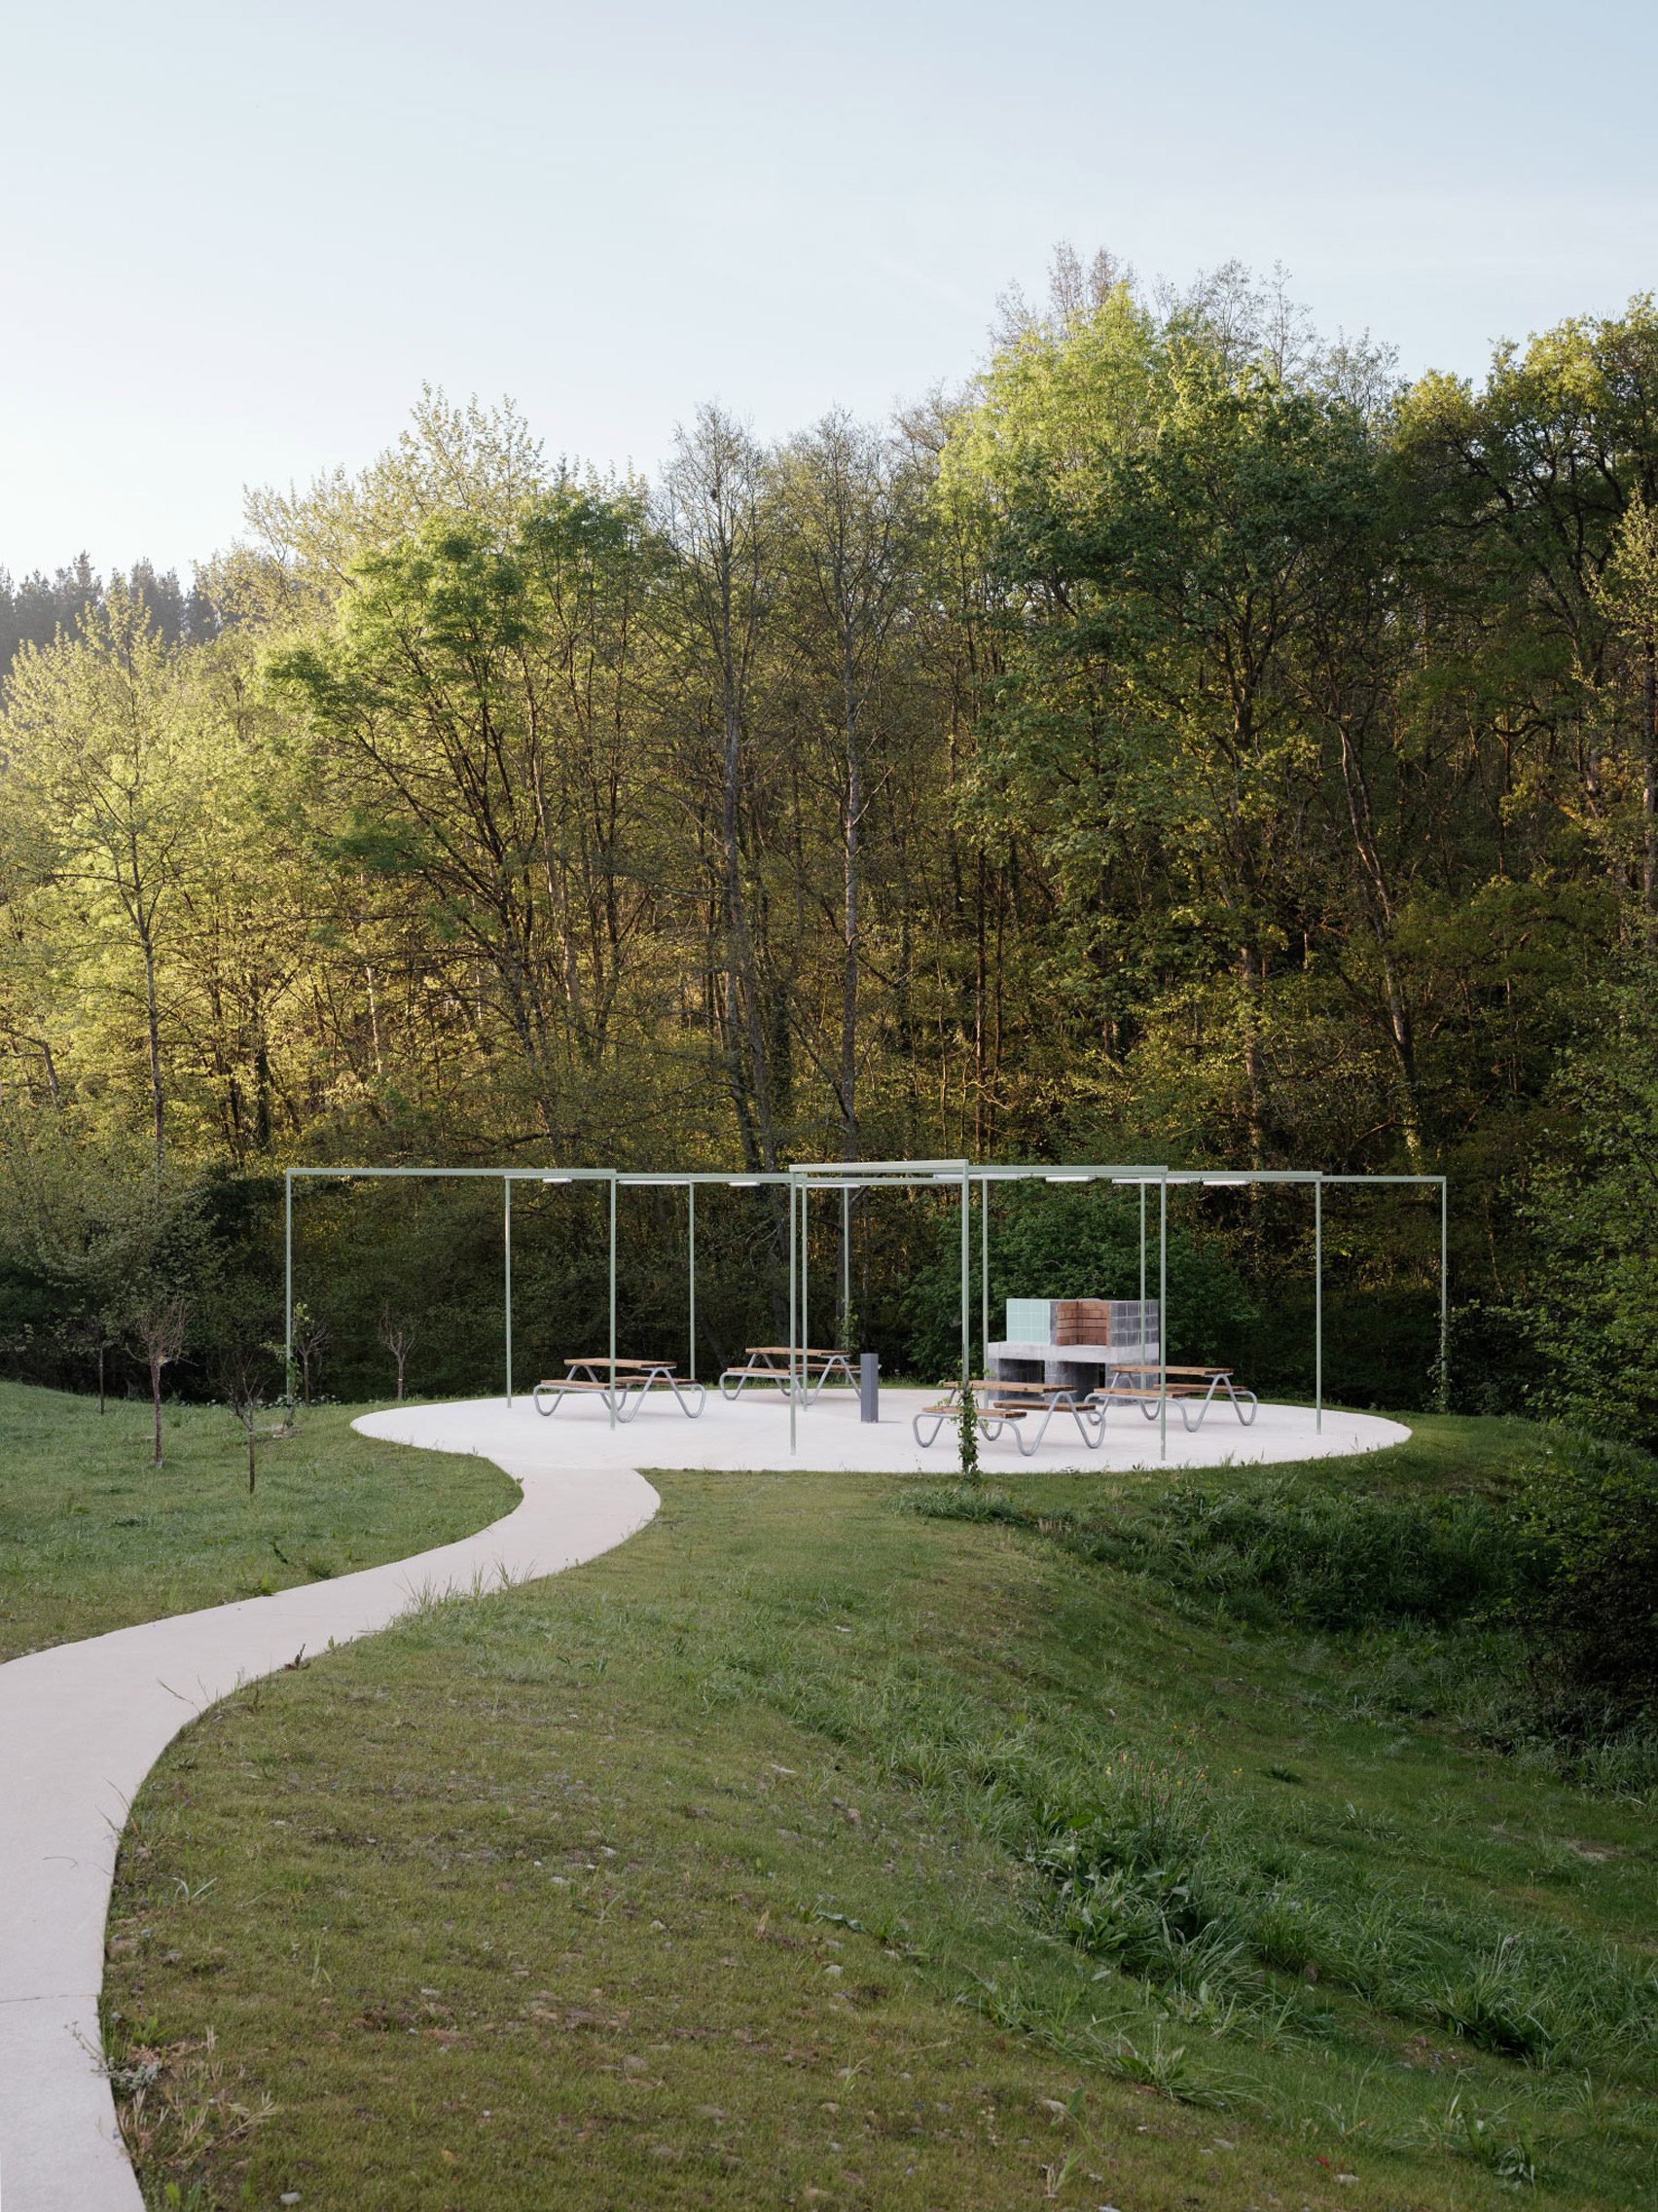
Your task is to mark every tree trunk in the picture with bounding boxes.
[140,922,165,1175]
[1240,942,1268,1169]
[721,675,777,1170]
[1376,938,1426,1171]
[151,1358,163,1468]
[841,637,861,1164]
[1336,722,1426,1165]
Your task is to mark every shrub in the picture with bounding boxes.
[1507,1431,1658,1731]
[1523,959,1658,1451]
[904,1482,1517,1630]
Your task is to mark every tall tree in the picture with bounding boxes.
[2,588,199,1172]
[660,408,785,1169]
[776,412,922,1157]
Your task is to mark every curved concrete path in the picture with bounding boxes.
[0,1451,659,2212]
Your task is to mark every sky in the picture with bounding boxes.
[4,0,1656,579]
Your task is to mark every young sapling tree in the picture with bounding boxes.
[378,1304,418,1402]
[215,1339,275,1493]
[290,1301,329,1408]
[958,1363,981,1485]
[128,1291,190,1469]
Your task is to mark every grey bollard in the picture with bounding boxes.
[859,1352,880,1423]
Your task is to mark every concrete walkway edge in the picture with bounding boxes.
[0,1444,659,2212]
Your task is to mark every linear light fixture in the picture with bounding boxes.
[542,1175,572,1184]
[1046,1172,1092,1183]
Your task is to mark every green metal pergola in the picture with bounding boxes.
[282,1159,1449,1457]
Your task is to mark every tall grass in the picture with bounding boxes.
[902,1481,1518,1628]
[894,1485,1658,2078]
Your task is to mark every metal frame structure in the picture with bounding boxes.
[282,1160,1449,1459]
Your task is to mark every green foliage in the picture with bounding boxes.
[10,287,1658,1422]
[1524,960,1658,1449]
[956,1363,980,1483]
[905,1180,1256,1379]
[0,1111,218,1395]
[1507,1431,1658,1730]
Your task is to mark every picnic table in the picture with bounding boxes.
[913,1376,1104,1458]
[532,1356,706,1422]
[719,1346,857,1406]
[1089,1364,1258,1432]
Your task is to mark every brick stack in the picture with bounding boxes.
[1055,1299,1113,1344]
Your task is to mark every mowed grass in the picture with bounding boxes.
[0,1381,515,1659]
[105,1415,1658,2209]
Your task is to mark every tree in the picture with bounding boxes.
[266,489,667,1151]
[1525,958,1658,1449]
[128,1290,190,1468]
[377,1303,418,1401]
[1594,490,1658,924]
[0,1114,209,1414]
[775,413,923,1162]
[1,587,199,1173]
[215,1338,273,1492]
[56,1308,116,1414]
[289,1301,329,1407]
[660,407,785,1170]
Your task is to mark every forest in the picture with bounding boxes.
[1,254,1654,1434]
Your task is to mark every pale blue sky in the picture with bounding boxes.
[5,0,1655,577]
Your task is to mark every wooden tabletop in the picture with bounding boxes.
[974,1377,1086,1395]
[744,1347,852,1360]
[1102,1363,1231,1377]
[565,1357,677,1371]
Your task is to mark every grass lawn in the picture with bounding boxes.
[104,1415,1658,2209]
[0,1381,516,1660]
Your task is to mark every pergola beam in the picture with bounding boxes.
[282,1159,1450,1447]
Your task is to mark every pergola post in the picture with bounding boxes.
[283,1168,294,1417]
[959,1165,971,1388]
[503,1176,513,1408]
[1315,1174,1323,1434]
[687,1182,697,1382]
[841,1180,850,1350]
[1138,1181,1146,1311]
[979,1175,990,1361]
[788,1173,799,1456]
[1439,1177,1450,1406]
[1158,1171,1168,1463]
[607,1174,617,1431]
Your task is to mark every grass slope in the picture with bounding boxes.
[0,1382,515,1660]
[104,1417,1658,2209]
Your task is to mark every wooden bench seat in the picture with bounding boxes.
[914,1381,1103,1457]
[719,1348,855,1405]
[1090,1369,1258,1432]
